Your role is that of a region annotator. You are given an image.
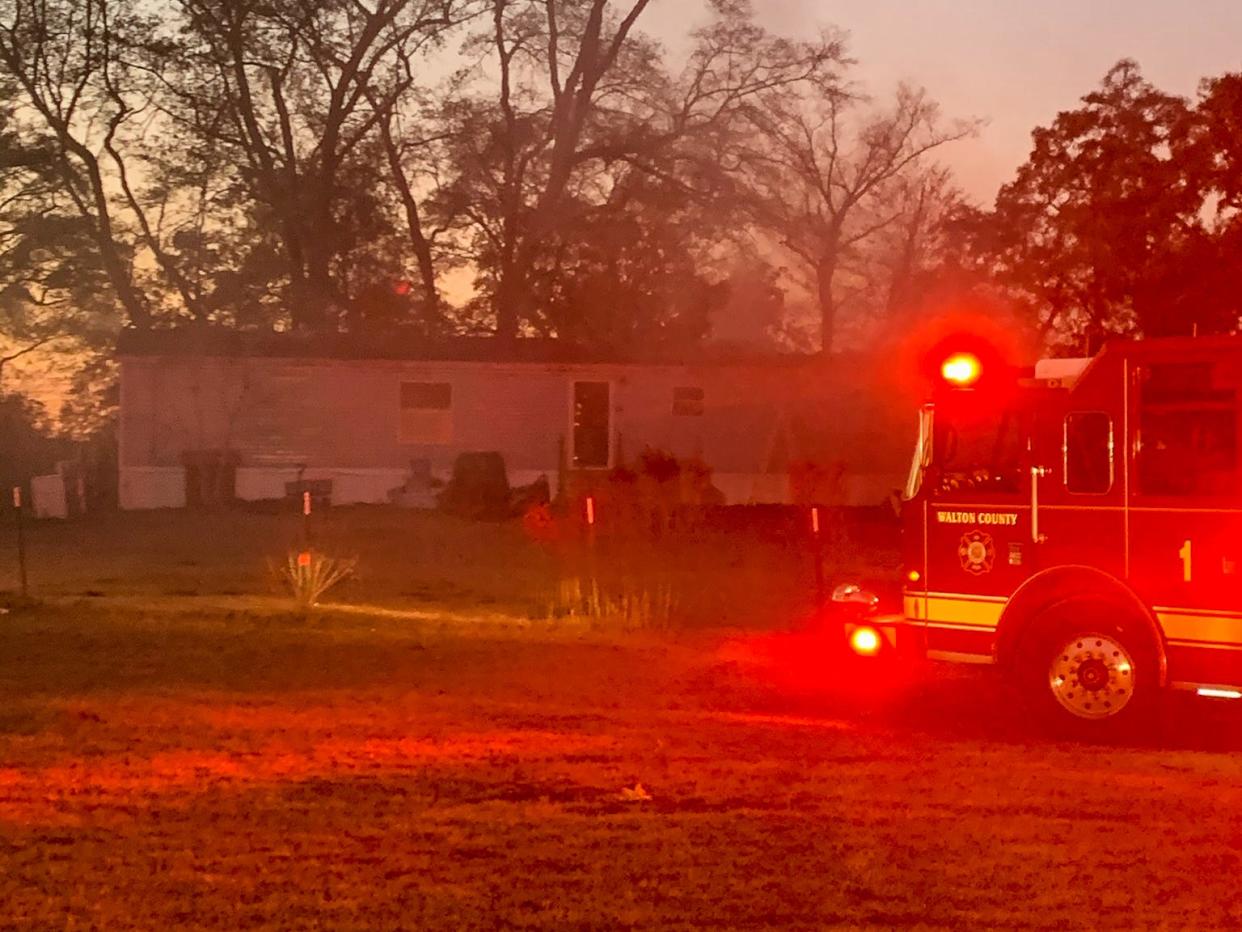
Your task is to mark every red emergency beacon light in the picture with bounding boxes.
[940,351,982,388]
[921,333,1002,390]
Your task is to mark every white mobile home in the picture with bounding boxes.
[117,329,906,510]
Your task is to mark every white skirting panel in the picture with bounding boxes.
[234,467,410,505]
[119,467,186,510]
[122,466,432,509]
[326,469,409,505]
[120,466,881,510]
[712,473,791,505]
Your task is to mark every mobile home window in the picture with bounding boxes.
[1136,363,1237,497]
[1064,412,1112,494]
[399,381,452,443]
[673,386,704,416]
[401,382,451,410]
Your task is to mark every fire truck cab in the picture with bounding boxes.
[838,333,1242,732]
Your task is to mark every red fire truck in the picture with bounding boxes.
[834,333,1242,733]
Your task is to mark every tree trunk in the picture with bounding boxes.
[281,226,315,330]
[494,261,522,342]
[298,182,339,331]
[61,143,151,329]
[816,253,838,354]
[494,217,530,342]
[377,111,442,329]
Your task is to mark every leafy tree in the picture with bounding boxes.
[1184,72,1242,336]
[525,175,728,350]
[709,259,789,349]
[0,391,66,493]
[165,0,470,330]
[950,60,1240,351]
[0,0,207,328]
[1196,72,1242,215]
[0,86,121,391]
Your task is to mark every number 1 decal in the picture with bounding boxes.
[1179,539,1193,583]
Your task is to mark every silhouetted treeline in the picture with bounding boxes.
[0,0,967,365]
[0,0,1238,416]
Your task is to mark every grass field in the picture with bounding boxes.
[1,510,1242,929]
[4,506,886,627]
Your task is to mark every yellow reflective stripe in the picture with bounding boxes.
[1156,611,1242,647]
[901,597,1242,648]
[904,594,1003,629]
[923,591,1007,602]
[927,597,1003,628]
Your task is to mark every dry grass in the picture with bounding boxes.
[0,511,1240,929]
[1,601,1241,929]
[0,506,894,628]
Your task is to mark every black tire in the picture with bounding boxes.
[1013,598,1161,741]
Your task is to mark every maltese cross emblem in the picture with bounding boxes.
[958,530,996,575]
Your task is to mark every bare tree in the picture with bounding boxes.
[732,82,976,351]
[861,165,962,331]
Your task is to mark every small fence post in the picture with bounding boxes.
[584,494,598,561]
[13,486,28,599]
[557,434,567,507]
[293,488,314,582]
[300,488,315,566]
[810,505,824,606]
[585,494,598,615]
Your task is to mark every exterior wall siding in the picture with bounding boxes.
[118,355,906,510]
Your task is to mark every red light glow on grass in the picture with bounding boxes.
[0,701,616,826]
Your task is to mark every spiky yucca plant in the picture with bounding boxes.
[272,550,358,607]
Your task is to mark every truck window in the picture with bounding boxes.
[1064,412,1112,494]
[1137,363,1238,497]
[933,405,1025,494]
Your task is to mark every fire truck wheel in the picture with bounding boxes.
[1015,601,1159,738]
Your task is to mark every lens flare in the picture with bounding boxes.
[941,352,982,387]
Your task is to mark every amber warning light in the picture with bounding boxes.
[941,352,982,387]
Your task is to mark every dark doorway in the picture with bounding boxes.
[573,381,610,468]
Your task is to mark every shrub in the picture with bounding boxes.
[549,570,676,628]
[271,550,358,608]
[637,447,680,483]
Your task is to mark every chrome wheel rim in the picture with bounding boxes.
[1048,633,1135,720]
